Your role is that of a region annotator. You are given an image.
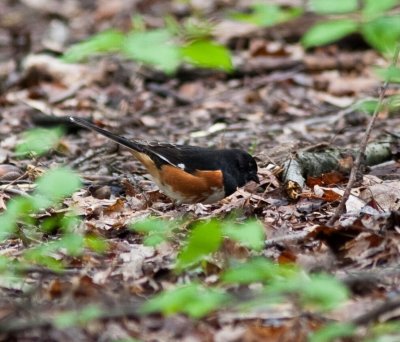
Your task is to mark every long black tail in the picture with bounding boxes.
[69,117,145,153]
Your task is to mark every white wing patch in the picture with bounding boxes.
[177,163,186,170]
[150,150,176,167]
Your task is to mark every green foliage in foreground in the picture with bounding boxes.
[142,257,349,318]
[133,218,349,318]
[302,0,400,55]
[0,128,107,274]
[131,218,265,270]
[309,322,356,342]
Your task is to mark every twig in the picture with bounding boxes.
[265,231,308,248]
[0,303,141,333]
[68,147,110,168]
[147,82,193,105]
[328,45,400,226]
[0,187,33,198]
[352,295,400,326]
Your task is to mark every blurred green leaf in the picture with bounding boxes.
[181,40,232,71]
[230,4,302,26]
[131,217,176,246]
[35,167,81,202]
[85,234,108,253]
[388,95,400,111]
[141,283,229,318]
[375,66,400,83]
[0,214,16,241]
[176,220,222,270]
[0,196,37,241]
[59,215,80,233]
[361,15,400,54]
[222,258,298,284]
[356,99,381,114]
[16,127,63,156]
[5,196,35,218]
[63,30,125,62]
[222,220,265,251]
[302,19,358,48]
[362,0,398,17]
[54,305,103,328]
[24,247,63,270]
[24,234,84,268]
[309,322,355,342]
[370,321,400,338]
[57,234,84,256]
[40,215,64,233]
[356,96,400,114]
[123,29,181,74]
[300,274,349,310]
[310,0,358,14]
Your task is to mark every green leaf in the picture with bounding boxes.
[375,66,400,83]
[6,196,35,217]
[0,196,37,241]
[309,323,355,342]
[222,258,298,284]
[356,99,380,114]
[24,247,63,270]
[300,274,349,310]
[371,321,400,337]
[362,0,398,18]
[16,127,63,156]
[141,284,229,318]
[222,220,265,251]
[85,234,108,253]
[309,0,358,14]
[388,95,400,112]
[131,217,176,246]
[181,40,233,71]
[355,96,400,114]
[57,234,84,256]
[230,4,302,26]
[123,29,181,74]
[0,213,16,241]
[361,15,400,54]
[35,167,81,202]
[54,305,103,328]
[176,220,222,270]
[63,30,125,62]
[302,19,358,48]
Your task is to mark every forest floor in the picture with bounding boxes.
[0,0,400,341]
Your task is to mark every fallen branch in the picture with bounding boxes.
[265,231,308,248]
[282,136,397,199]
[0,302,141,334]
[352,295,400,326]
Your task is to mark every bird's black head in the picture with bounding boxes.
[236,150,259,185]
[222,149,259,196]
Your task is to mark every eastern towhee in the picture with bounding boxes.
[70,117,259,204]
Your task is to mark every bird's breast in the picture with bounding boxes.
[156,166,225,204]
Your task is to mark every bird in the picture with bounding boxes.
[69,117,259,204]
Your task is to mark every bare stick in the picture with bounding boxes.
[265,231,308,248]
[328,45,400,226]
[352,295,400,326]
